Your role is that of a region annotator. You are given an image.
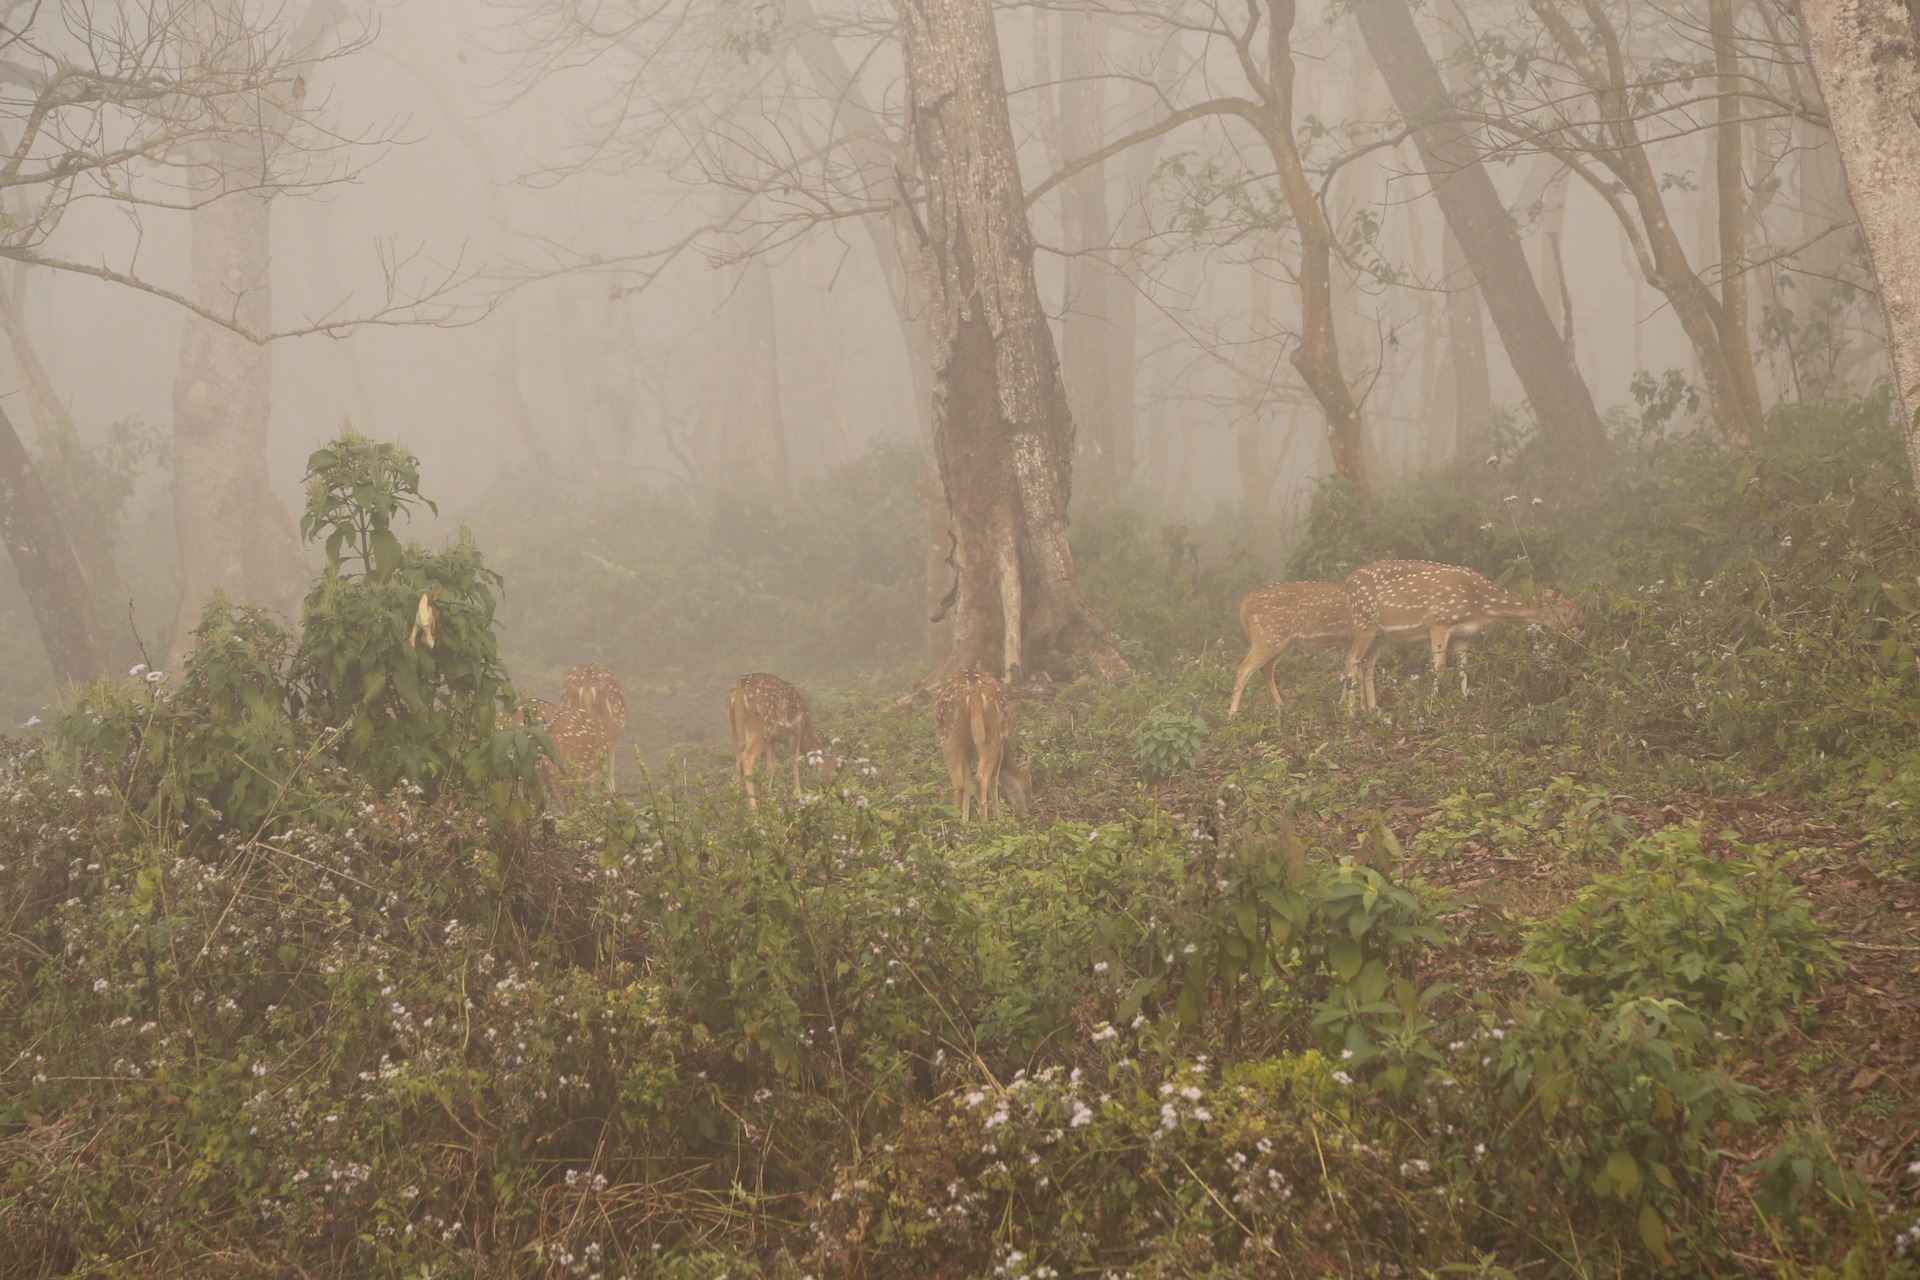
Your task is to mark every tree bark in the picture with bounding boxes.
[0,401,108,686]
[1258,0,1371,511]
[1353,0,1611,470]
[896,0,1128,686]
[170,185,307,662]
[1437,9,1491,459]
[1794,0,1920,483]
[169,0,339,662]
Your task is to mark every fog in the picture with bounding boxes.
[0,0,1882,721]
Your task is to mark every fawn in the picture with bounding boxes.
[1344,560,1583,710]
[562,663,627,791]
[933,668,1033,822]
[727,673,838,811]
[1227,581,1367,720]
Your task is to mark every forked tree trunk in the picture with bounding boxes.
[0,401,108,686]
[170,185,307,661]
[1353,0,1611,470]
[1794,0,1920,486]
[1258,0,1371,510]
[897,0,1129,687]
[1524,0,1761,447]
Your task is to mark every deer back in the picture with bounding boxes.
[1239,581,1363,647]
[564,663,628,741]
[545,706,609,771]
[1348,560,1538,633]
[933,669,1007,755]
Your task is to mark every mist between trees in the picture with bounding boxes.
[0,0,1906,718]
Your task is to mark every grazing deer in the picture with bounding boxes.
[1343,560,1583,711]
[727,673,838,811]
[530,704,610,816]
[563,663,628,791]
[933,668,1033,823]
[1227,581,1366,720]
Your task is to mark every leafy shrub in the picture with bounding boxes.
[1130,708,1209,787]
[1431,990,1763,1271]
[1518,825,1838,1036]
[297,432,543,814]
[55,602,315,843]
[1414,776,1633,865]
[805,1049,1455,1279]
[56,432,546,840]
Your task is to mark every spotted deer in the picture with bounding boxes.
[933,668,1033,823]
[727,673,838,811]
[562,663,627,791]
[1227,581,1366,721]
[526,703,610,816]
[1343,560,1584,711]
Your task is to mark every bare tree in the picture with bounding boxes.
[1353,0,1610,470]
[1443,0,1809,445]
[0,0,473,678]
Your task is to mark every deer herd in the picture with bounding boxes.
[527,559,1580,821]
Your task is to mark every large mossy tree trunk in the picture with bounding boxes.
[897,0,1129,687]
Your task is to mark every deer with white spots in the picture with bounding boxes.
[933,668,1032,822]
[520,700,610,816]
[562,663,628,791]
[1227,581,1367,721]
[727,673,838,811]
[1343,560,1584,711]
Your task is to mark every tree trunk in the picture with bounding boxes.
[1710,0,1763,430]
[1437,10,1490,459]
[1353,0,1611,470]
[170,186,307,662]
[0,401,108,686]
[1794,0,1920,482]
[1443,224,1492,458]
[1258,0,1371,511]
[897,0,1128,686]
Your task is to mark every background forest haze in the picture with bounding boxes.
[6,0,1920,1275]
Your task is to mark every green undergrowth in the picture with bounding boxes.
[6,401,1920,1276]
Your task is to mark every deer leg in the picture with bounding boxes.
[1458,648,1470,695]
[941,737,971,823]
[977,743,999,823]
[792,734,804,799]
[1228,643,1274,718]
[741,738,762,812]
[1341,634,1369,716]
